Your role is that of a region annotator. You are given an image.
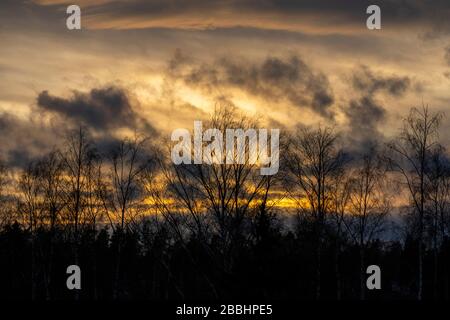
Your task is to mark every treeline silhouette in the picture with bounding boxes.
[0,106,449,300]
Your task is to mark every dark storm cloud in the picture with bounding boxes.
[344,66,411,152]
[36,86,155,134]
[170,53,334,117]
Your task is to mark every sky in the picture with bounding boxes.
[1,0,450,168]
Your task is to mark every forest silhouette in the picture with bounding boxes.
[0,105,449,301]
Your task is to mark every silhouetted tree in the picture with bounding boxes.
[60,127,98,242]
[105,134,150,298]
[386,106,443,300]
[328,162,351,300]
[344,146,390,299]
[0,161,12,227]
[426,145,450,298]
[284,125,345,299]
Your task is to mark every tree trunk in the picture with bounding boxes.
[418,210,423,300]
[315,218,322,300]
[113,230,122,299]
[360,246,365,300]
[334,238,341,300]
[31,235,37,300]
[433,211,438,300]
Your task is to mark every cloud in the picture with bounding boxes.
[344,66,411,152]
[445,46,450,66]
[0,86,159,167]
[344,96,386,148]
[26,0,450,36]
[0,113,62,168]
[37,86,155,133]
[170,52,334,118]
[352,65,411,96]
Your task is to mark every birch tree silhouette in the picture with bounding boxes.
[344,147,390,300]
[284,125,345,299]
[386,106,443,300]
